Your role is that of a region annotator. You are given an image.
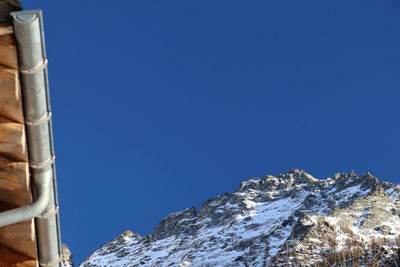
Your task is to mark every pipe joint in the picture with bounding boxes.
[39,254,63,267]
[20,58,48,75]
[25,112,52,126]
[0,171,51,228]
[38,205,59,219]
[30,155,55,171]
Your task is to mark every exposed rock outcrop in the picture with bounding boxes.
[80,170,400,266]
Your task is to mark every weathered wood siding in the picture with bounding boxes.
[0,23,38,267]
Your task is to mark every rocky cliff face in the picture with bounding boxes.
[62,244,74,267]
[79,170,400,266]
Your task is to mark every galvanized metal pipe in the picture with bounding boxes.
[11,10,63,267]
[0,169,51,227]
[0,13,53,228]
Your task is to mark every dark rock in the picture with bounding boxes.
[153,207,197,240]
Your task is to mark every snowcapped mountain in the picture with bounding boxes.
[79,169,400,266]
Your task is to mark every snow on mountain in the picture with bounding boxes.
[79,169,400,266]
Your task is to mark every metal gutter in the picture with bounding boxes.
[11,9,62,267]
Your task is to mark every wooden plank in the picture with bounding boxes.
[0,119,26,161]
[0,194,37,260]
[0,219,37,260]
[0,200,14,211]
[0,246,37,267]
[0,112,31,205]
[0,188,32,207]
[0,24,18,69]
[0,156,31,207]
[0,66,24,124]
[0,161,29,191]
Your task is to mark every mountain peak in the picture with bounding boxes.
[237,169,319,193]
[278,169,318,183]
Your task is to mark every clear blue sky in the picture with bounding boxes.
[24,0,400,263]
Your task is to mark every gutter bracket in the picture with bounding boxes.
[20,58,48,74]
[39,254,63,267]
[38,205,59,219]
[30,155,56,170]
[25,111,52,126]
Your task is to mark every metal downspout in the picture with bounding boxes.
[0,16,52,228]
[10,10,63,267]
[0,172,50,227]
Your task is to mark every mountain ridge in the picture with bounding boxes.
[80,169,400,266]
